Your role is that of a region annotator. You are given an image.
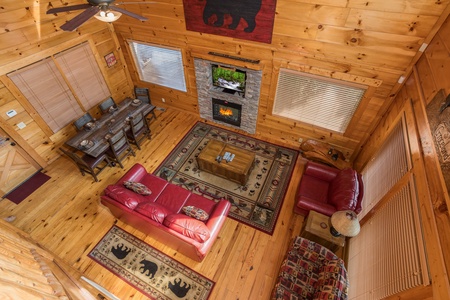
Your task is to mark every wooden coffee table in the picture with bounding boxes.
[196,140,255,185]
[300,210,345,253]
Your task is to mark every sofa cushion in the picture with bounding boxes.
[164,214,211,243]
[328,168,359,211]
[155,184,191,213]
[135,202,171,224]
[104,185,147,209]
[124,181,152,195]
[139,174,169,199]
[297,175,330,205]
[313,259,349,299]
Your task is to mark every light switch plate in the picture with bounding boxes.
[17,122,26,129]
[6,109,17,117]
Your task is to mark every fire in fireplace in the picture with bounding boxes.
[212,98,242,127]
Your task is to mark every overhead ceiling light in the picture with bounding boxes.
[94,10,122,22]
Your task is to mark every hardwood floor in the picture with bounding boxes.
[0,108,306,299]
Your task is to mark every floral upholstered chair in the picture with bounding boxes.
[272,236,349,300]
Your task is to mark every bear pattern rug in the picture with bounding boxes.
[88,226,214,300]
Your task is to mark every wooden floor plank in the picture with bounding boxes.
[0,108,305,299]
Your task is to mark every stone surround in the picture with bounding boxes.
[194,58,262,134]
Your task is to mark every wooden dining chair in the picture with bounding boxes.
[59,147,112,182]
[73,113,94,131]
[126,112,151,150]
[106,128,136,168]
[99,97,117,114]
[134,86,157,122]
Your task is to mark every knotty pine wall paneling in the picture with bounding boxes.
[111,0,449,162]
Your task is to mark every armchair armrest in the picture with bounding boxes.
[297,196,336,217]
[304,161,339,182]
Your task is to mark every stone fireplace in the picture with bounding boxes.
[194,58,262,134]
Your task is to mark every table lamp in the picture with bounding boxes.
[330,210,360,237]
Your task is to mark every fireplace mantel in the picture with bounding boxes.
[194,58,262,134]
[191,50,263,71]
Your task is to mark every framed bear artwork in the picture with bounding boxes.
[182,0,277,44]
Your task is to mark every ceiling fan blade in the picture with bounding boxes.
[60,6,99,32]
[110,6,148,21]
[47,4,92,14]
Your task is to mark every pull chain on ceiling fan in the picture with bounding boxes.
[46,0,151,32]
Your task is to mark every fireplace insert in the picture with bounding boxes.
[212,98,242,127]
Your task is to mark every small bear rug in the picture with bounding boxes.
[88,225,214,300]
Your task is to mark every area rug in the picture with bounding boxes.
[4,171,51,204]
[88,226,214,300]
[154,122,298,234]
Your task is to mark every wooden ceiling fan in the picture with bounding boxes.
[46,0,149,32]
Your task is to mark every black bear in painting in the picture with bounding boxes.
[168,278,191,298]
[139,259,158,279]
[202,0,262,33]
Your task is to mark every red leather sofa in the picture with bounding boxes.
[294,161,364,216]
[100,163,231,261]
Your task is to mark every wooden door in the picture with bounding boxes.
[0,129,40,197]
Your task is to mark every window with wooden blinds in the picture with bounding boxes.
[347,177,429,299]
[7,43,110,133]
[359,118,411,219]
[273,69,366,133]
[55,43,110,110]
[7,58,83,133]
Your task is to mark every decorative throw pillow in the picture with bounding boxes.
[182,206,209,221]
[123,181,152,196]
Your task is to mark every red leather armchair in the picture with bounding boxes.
[294,161,364,216]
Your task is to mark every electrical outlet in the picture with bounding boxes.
[298,137,303,143]
[162,98,166,103]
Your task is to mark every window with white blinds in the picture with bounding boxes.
[55,43,110,110]
[359,118,411,218]
[128,41,187,92]
[8,59,83,133]
[273,69,366,133]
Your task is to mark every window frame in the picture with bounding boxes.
[127,40,187,93]
[272,68,367,133]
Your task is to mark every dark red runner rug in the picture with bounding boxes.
[5,172,51,204]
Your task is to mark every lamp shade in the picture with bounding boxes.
[330,210,360,237]
[94,10,122,22]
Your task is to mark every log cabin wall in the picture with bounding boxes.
[0,1,450,298]
[353,14,450,299]
[0,1,448,165]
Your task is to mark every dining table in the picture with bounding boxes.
[65,98,155,157]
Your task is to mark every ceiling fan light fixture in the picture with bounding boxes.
[94,10,122,22]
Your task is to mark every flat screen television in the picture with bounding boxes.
[211,64,246,94]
